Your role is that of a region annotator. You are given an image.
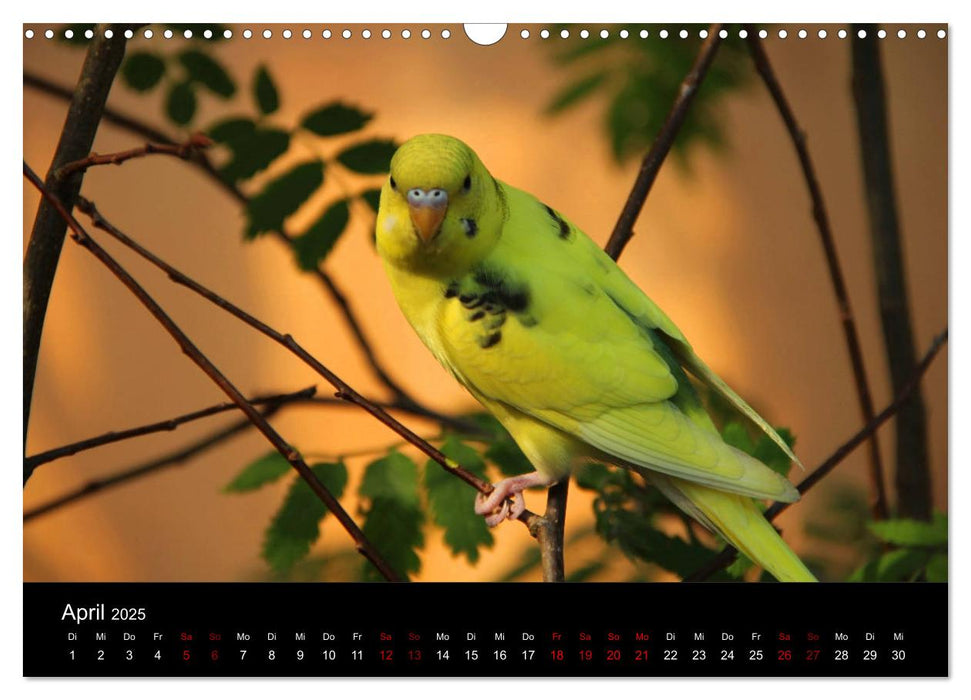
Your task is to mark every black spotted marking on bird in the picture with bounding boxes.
[461,218,478,238]
[480,331,502,349]
[543,203,573,240]
[445,265,535,348]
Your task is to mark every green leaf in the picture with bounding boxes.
[208,117,256,144]
[725,553,755,580]
[546,71,608,114]
[360,452,424,580]
[848,548,931,582]
[720,422,754,455]
[926,553,948,582]
[867,513,947,548]
[253,65,280,116]
[360,188,382,213]
[292,199,350,270]
[178,49,235,97]
[166,82,197,126]
[262,462,348,575]
[245,161,325,239]
[223,452,291,492]
[336,139,397,174]
[361,498,424,581]
[218,128,290,183]
[425,437,493,563]
[301,102,373,137]
[575,462,612,491]
[721,422,794,477]
[753,428,796,477]
[121,52,166,92]
[360,451,421,508]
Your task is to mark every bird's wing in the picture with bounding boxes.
[591,236,802,468]
[436,187,797,502]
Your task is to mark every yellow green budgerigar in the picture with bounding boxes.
[376,134,815,582]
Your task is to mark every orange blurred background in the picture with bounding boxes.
[23,25,947,582]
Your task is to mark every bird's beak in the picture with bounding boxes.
[408,203,447,243]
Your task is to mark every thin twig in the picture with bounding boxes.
[25,386,316,471]
[851,25,932,520]
[23,27,131,476]
[684,329,947,581]
[604,23,724,260]
[55,133,213,179]
[744,27,889,521]
[25,411,272,522]
[25,162,403,583]
[24,70,423,412]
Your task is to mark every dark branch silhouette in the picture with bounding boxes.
[25,386,315,471]
[744,27,889,520]
[851,24,932,520]
[604,23,724,259]
[25,161,403,583]
[24,26,131,479]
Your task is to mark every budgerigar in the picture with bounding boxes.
[375,134,815,582]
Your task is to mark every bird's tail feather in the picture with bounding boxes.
[646,471,816,582]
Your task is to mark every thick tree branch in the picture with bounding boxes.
[604,23,723,259]
[25,386,316,471]
[684,329,947,581]
[24,26,130,475]
[526,479,569,582]
[851,25,932,520]
[744,27,889,521]
[25,70,423,413]
[25,162,403,583]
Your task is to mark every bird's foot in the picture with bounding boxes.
[474,472,556,527]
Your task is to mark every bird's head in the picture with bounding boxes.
[376,134,506,276]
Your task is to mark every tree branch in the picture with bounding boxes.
[743,27,889,520]
[25,386,316,471]
[25,69,425,413]
[25,162,403,583]
[851,24,932,520]
[604,23,724,259]
[24,26,131,477]
[684,329,947,581]
[55,133,213,179]
[526,479,569,582]
[25,408,275,522]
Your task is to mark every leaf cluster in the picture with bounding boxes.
[544,25,752,164]
[116,39,395,272]
[223,416,536,580]
[848,512,948,583]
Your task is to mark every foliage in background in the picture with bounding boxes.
[109,27,394,271]
[545,26,752,163]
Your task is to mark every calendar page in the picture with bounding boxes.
[22,20,948,678]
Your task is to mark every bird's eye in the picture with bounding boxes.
[389,176,397,190]
[463,175,472,191]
